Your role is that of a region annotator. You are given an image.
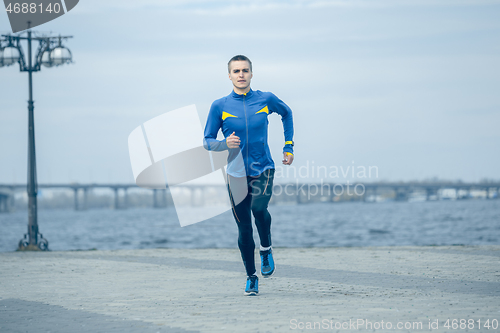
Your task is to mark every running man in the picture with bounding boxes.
[203,55,294,296]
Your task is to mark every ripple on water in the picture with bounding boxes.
[0,200,499,251]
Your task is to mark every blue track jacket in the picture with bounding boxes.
[203,89,294,177]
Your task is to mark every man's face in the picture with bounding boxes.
[228,60,253,91]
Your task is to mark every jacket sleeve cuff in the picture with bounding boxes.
[283,144,293,155]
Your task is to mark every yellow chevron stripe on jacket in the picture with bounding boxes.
[222,111,237,121]
[255,106,269,114]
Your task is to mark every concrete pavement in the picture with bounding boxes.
[1,246,499,332]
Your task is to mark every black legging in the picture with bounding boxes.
[227,168,275,276]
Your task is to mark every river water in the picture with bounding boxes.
[1,199,499,252]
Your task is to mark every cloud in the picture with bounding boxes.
[1,0,499,183]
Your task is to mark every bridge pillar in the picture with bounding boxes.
[114,188,120,209]
[9,194,14,212]
[162,189,167,207]
[124,188,129,209]
[487,187,493,199]
[0,196,6,213]
[394,187,408,201]
[73,188,79,210]
[362,187,376,203]
[456,187,469,200]
[153,189,159,208]
[372,187,378,202]
[153,188,168,208]
[83,188,88,210]
[426,188,433,201]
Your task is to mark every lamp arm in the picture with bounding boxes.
[15,38,28,72]
[34,38,50,71]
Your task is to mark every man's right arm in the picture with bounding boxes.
[203,100,229,151]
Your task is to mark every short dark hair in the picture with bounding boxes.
[228,55,252,73]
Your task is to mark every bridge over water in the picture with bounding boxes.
[0,182,498,212]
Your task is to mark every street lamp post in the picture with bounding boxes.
[1,22,73,251]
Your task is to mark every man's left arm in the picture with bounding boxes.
[268,93,294,165]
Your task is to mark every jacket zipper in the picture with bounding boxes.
[243,94,249,173]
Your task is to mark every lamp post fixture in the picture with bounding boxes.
[1,22,73,251]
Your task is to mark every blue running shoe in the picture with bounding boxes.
[244,275,259,296]
[260,249,275,277]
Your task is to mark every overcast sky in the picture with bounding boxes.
[1,0,499,184]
